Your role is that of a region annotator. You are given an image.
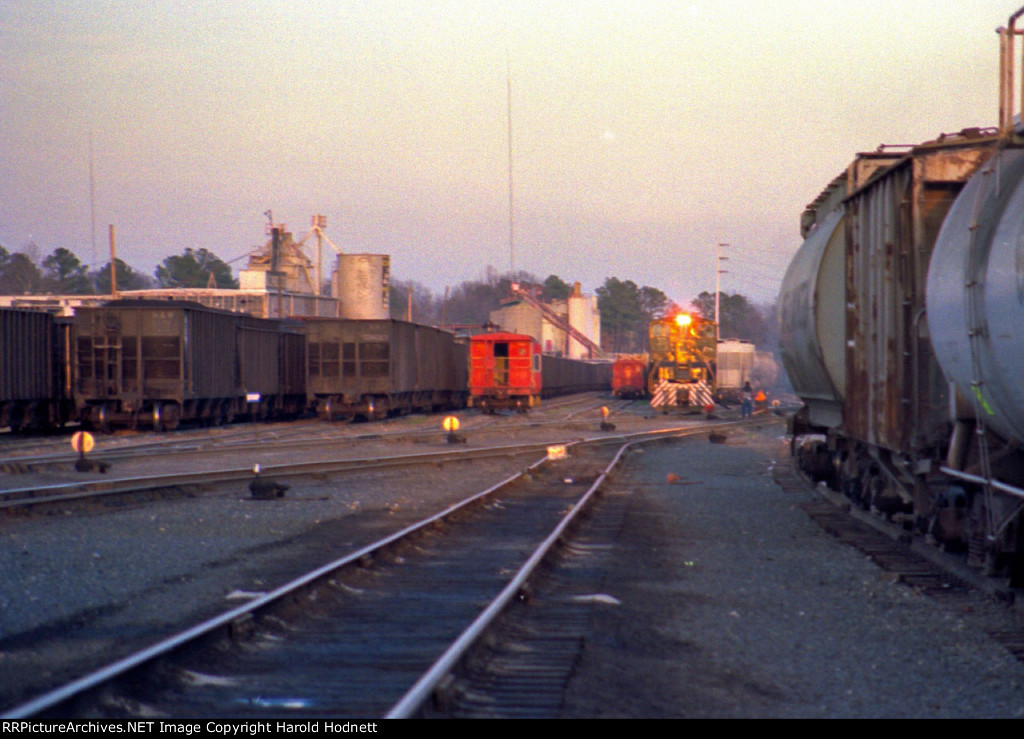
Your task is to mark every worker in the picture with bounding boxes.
[741,381,754,418]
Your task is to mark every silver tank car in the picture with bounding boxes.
[927,147,1024,447]
[778,206,846,429]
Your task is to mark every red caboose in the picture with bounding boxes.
[468,333,541,413]
[611,357,648,399]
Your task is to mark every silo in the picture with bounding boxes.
[333,254,390,320]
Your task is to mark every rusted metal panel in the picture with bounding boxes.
[843,137,997,454]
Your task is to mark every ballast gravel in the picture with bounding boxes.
[559,424,1024,718]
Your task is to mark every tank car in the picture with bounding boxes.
[303,317,466,421]
[779,6,1024,581]
[468,332,541,413]
[612,357,648,399]
[0,307,70,431]
[72,300,304,430]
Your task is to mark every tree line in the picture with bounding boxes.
[0,244,238,295]
[0,243,777,355]
[389,269,778,355]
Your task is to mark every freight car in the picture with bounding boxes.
[0,307,70,431]
[611,357,648,399]
[73,301,306,431]
[467,332,611,412]
[540,353,612,398]
[303,317,466,421]
[780,5,1024,583]
[468,332,540,412]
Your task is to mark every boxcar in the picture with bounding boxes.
[0,307,69,430]
[73,300,300,430]
[468,332,541,413]
[303,318,464,420]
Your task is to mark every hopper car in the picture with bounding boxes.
[304,317,466,421]
[1,301,613,432]
[0,307,71,431]
[72,301,306,431]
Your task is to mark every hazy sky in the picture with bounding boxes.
[0,0,1004,306]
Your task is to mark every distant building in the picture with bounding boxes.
[489,282,602,359]
[0,224,388,321]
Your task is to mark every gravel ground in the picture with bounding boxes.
[0,447,544,711]
[560,422,1024,718]
[0,402,699,712]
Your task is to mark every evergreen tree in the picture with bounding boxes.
[155,247,237,288]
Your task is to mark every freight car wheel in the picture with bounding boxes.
[163,403,181,431]
[96,404,113,435]
[152,402,181,432]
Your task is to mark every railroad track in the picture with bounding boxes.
[0,405,705,514]
[774,454,1024,661]
[3,420,697,718]
[0,393,629,475]
[3,416,782,718]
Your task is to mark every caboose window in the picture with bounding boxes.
[494,342,509,385]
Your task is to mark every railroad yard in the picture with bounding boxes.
[3,396,1024,718]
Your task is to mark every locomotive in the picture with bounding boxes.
[780,5,1024,583]
[647,312,716,410]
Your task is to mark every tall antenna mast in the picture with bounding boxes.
[507,50,515,277]
[89,129,97,267]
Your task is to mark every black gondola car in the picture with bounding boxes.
[0,307,70,430]
[303,318,466,420]
[72,301,303,430]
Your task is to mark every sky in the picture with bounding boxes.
[0,0,1006,307]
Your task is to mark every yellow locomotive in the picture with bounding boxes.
[647,312,717,410]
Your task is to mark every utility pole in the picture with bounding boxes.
[716,242,729,342]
